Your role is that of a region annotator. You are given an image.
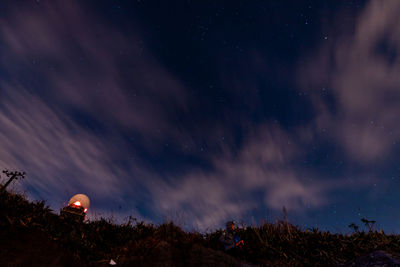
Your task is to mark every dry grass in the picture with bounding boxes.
[2,189,400,266]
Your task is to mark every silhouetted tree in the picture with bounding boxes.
[348,223,359,232]
[1,169,26,192]
[361,217,376,232]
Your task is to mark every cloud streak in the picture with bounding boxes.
[0,1,188,145]
[149,126,332,230]
[300,0,400,163]
[1,0,384,231]
[0,85,122,198]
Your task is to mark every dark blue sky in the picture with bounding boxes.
[3,0,400,233]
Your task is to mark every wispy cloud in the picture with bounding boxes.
[0,1,188,144]
[0,1,189,212]
[0,85,124,199]
[1,0,384,231]
[299,0,400,162]
[149,125,332,230]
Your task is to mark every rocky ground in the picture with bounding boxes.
[339,250,400,267]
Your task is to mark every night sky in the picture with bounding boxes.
[2,0,400,233]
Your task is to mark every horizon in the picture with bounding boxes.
[2,0,400,234]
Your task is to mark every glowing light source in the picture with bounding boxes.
[68,194,90,213]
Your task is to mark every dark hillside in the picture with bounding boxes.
[2,189,400,266]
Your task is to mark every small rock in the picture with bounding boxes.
[339,250,400,267]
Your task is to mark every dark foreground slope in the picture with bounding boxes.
[2,190,400,266]
[0,190,257,267]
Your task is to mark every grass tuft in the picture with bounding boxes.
[1,189,400,266]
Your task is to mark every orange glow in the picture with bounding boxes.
[236,240,244,246]
[73,201,81,206]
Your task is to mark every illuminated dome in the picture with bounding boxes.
[68,194,90,210]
